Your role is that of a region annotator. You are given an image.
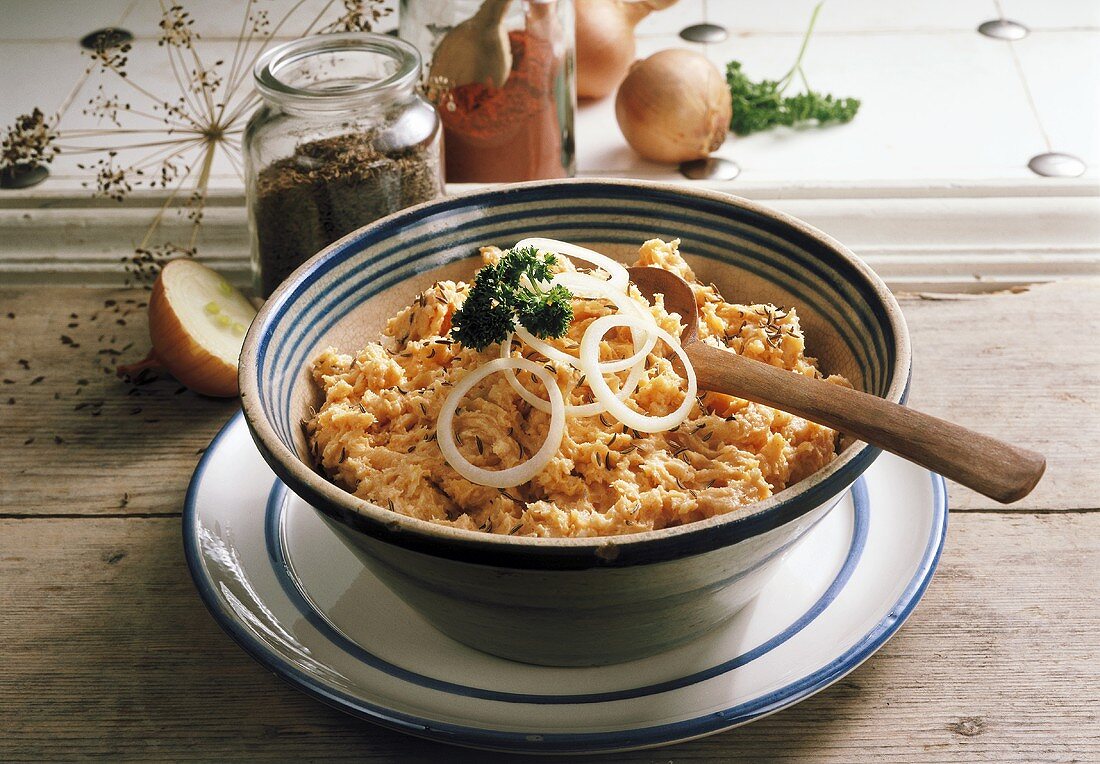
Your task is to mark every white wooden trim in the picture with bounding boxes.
[2,182,1098,291]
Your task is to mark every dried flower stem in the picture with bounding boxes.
[3,0,391,287]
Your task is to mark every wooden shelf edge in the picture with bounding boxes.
[2,183,1098,290]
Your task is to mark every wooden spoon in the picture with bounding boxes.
[627,266,1046,504]
[429,0,514,89]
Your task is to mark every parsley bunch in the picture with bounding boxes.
[451,246,574,351]
[726,2,860,136]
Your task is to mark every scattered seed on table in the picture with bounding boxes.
[23,437,33,445]
[54,436,63,444]
[29,376,44,385]
[7,398,14,405]
[17,359,29,369]
[6,312,14,319]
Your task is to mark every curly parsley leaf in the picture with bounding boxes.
[517,283,574,340]
[451,246,574,351]
[726,2,860,136]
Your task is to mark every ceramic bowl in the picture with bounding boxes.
[238,179,911,667]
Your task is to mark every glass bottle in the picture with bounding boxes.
[399,0,575,183]
[245,33,444,297]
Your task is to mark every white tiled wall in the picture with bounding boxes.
[0,0,1097,189]
[588,0,1099,183]
[1010,29,1100,160]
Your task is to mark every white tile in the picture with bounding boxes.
[706,31,1049,181]
[0,0,133,41]
[5,7,1094,191]
[0,41,88,125]
[120,0,399,40]
[581,30,1049,182]
[633,0,706,38]
[1011,30,1100,167]
[708,0,998,34]
[0,39,245,186]
[998,0,1100,30]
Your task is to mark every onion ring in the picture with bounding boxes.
[500,332,645,417]
[438,357,565,488]
[515,272,657,373]
[578,313,697,433]
[514,237,629,292]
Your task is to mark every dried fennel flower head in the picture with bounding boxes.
[1,109,58,172]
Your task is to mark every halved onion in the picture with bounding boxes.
[438,357,566,488]
[514,237,629,292]
[578,313,697,433]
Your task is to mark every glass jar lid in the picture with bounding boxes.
[254,33,421,113]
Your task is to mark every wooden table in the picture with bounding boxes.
[2,280,1097,762]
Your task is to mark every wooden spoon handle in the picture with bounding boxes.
[690,344,1046,504]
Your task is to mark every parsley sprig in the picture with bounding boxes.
[727,2,860,136]
[451,246,574,351]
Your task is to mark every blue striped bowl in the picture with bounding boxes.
[238,179,910,666]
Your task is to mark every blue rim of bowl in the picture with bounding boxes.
[183,414,948,754]
[238,179,912,570]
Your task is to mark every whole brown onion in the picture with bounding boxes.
[614,48,732,164]
[575,0,678,100]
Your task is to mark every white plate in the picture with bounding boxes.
[184,412,947,755]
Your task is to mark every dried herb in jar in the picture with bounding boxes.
[253,131,441,296]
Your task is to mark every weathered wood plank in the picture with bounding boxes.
[0,286,237,516]
[1,280,1096,516]
[898,279,1100,510]
[1,512,1097,762]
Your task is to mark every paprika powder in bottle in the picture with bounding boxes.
[401,0,576,183]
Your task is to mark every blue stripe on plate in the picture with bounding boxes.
[183,412,948,753]
[262,478,868,704]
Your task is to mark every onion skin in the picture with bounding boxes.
[576,0,677,100]
[147,265,239,398]
[615,48,733,163]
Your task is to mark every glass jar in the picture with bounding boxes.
[399,0,575,183]
[245,33,444,297]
